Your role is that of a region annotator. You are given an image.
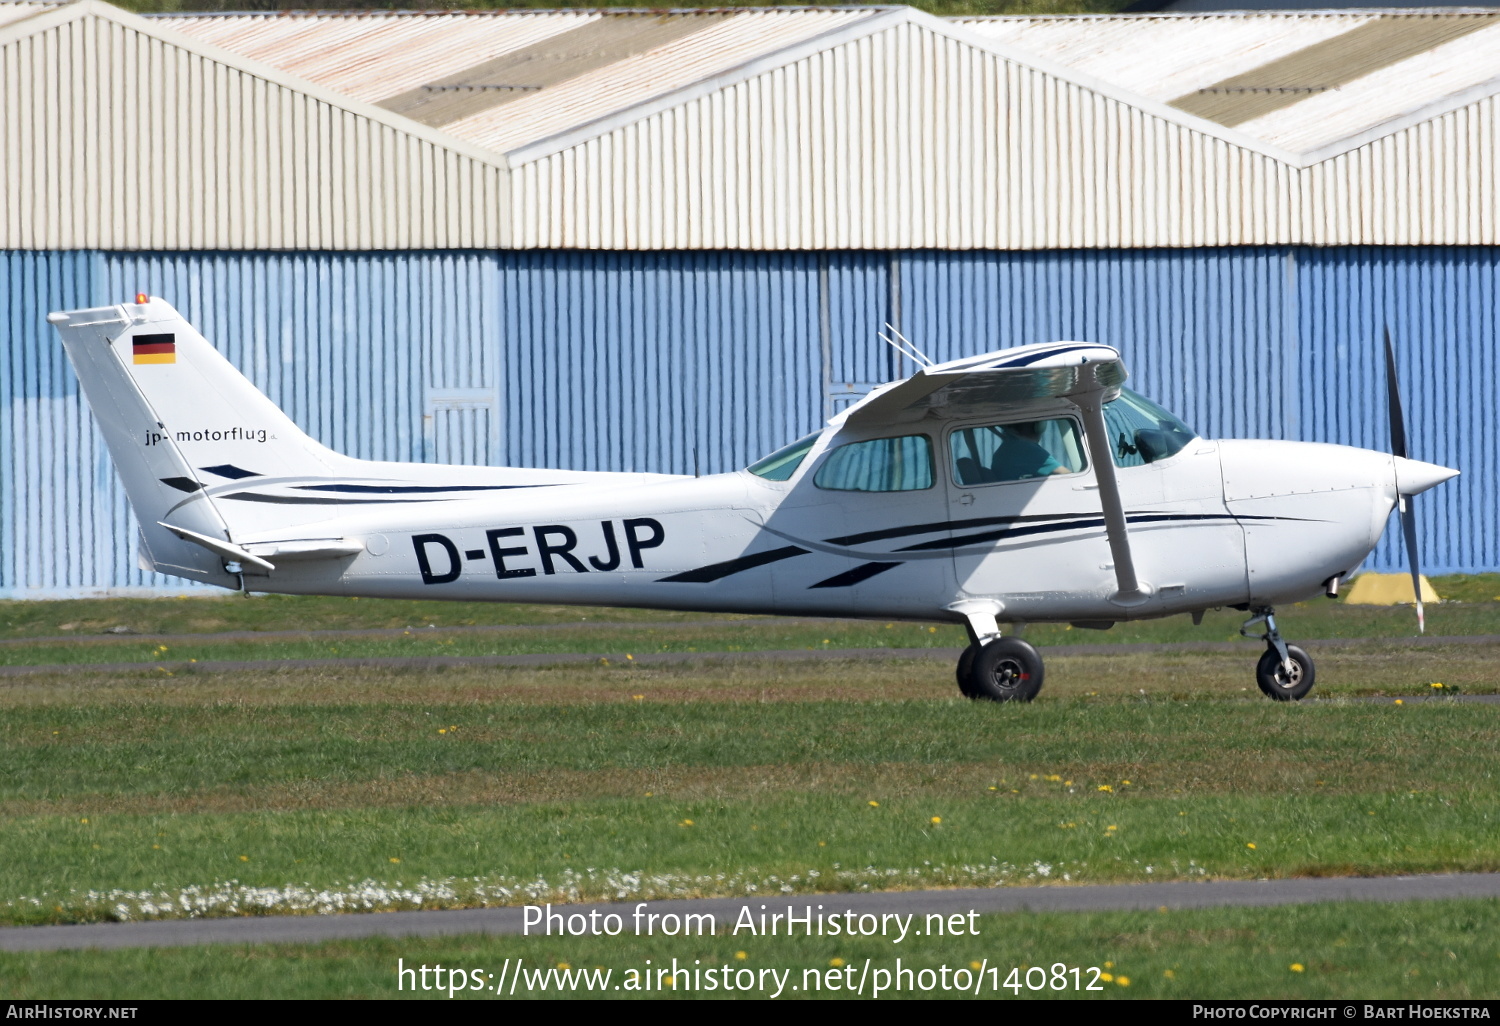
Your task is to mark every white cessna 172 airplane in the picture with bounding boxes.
[50,296,1457,703]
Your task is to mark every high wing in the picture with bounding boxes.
[837,341,1145,607]
[838,342,1127,429]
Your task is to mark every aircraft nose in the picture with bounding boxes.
[1394,456,1459,496]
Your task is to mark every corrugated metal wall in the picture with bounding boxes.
[899,248,1300,439]
[495,251,823,477]
[512,20,1500,251]
[1294,248,1498,574]
[1,246,1493,596]
[0,11,509,251]
[2,251,110,597]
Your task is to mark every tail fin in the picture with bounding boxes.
[49,296,344,584]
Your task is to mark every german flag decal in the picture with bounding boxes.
[132,333,176,365]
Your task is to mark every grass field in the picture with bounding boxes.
[3,577,1499,668]
[2,649,1497,921]
[1,580,1496,998]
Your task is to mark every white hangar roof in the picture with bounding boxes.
[163,5,1500,166]
[958,9,1500,160]
[0,1,62,28]
[165,8,884,157]
[7,1,1500,249]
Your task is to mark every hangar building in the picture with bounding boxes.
[3,1,1497,595]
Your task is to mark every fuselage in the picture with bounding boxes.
[50,299,1456,629]
[235,428,1436,626]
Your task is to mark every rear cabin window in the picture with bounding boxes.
[949,418,1087,485]
[814,435,935,492]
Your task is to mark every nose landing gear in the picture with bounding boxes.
[1242,608,1316,701]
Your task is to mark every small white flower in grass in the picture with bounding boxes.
[18,858,1120,922]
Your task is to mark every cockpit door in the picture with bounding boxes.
[943,415,1116,619]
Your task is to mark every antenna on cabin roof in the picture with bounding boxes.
[878,322,934,371]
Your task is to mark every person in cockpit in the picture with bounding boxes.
[989,421,1070,480]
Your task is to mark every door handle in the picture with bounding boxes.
[957,493,975,505]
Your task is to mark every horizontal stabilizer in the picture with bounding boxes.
[158,522,275,574]
[240,539,365,562]
[159,525,367,572]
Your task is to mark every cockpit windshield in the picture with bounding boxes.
[1103,388,1197,467]
[747,432,819,481]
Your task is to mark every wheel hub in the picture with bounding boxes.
[991,659,1029,690]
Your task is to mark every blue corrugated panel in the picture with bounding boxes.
[824,252,902,402]
[496,251,824,476]
[2,246,1496,596]
[1294,247,1498,577]
[899,248,1298,441]
[3,251,103,596]
[101,253,502,465]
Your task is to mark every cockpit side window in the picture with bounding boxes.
[1103,388,1197,468]
[814,434,934,492]
[949,418,1087,486]
[747,433,820,481]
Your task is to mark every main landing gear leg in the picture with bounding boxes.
[1241,607,1316,701]
[955,610,1045,703]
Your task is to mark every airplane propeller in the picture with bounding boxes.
[1384,328,1426,634]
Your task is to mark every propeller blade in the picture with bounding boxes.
[1386,328,1423,633]
[1384,328,1409,460]
[1400,495,1425,634]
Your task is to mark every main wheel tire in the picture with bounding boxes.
[965,637,1044,702]
[956,644,980,697]
[1255,644,1315,701]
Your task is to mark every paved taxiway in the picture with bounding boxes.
[3,874,1500,952]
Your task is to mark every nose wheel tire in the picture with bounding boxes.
[1255,645,1315,701]
[961,637,1044,702]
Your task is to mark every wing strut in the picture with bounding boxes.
[1074,394,1146,605]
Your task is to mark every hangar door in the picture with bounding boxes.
[423,388,499,466]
